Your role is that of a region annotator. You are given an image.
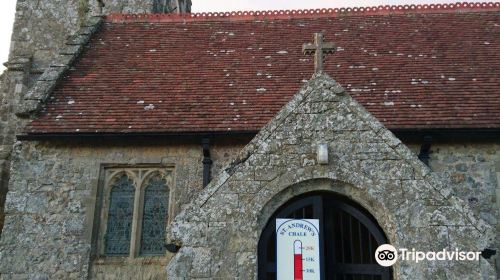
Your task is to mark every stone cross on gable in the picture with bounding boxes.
[302,33,336,74]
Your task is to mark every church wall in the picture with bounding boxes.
[0,60,32,235]
[406,143,499,228]
[0,74,7,234]
[407,142,500,274]
[0,139,244,279]
[0,0,191,254]
[0,138,497,278]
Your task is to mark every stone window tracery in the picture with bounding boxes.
[99,167,173,258]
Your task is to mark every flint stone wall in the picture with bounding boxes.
[0,139,244,280]
[166,74,496,279]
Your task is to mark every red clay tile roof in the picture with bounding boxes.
[26,2,500,134]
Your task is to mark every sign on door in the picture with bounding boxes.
[276,219,320,280]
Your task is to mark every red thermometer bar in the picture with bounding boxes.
[294,240,303,280]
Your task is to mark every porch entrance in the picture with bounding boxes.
[258,193,392,280]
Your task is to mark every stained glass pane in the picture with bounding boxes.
[140,173,169,256]
[105,174,135,256]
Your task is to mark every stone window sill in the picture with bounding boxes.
[94,254,171,266]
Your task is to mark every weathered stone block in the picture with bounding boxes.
[50,54,75,67]
[65,34,90,46]
[236,251,256,279]
[189,247,213,278]
[23,81,56,101]
[254,167,279,182]
[359,159,414,180]
[81,16,103,27]
[77,26,96,36]
[59,45,82,56]
[38,66,67,82]
[4,192,26,213]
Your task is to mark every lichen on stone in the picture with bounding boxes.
[77,0,90,26]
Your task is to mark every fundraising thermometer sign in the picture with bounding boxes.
[276,219,320,280]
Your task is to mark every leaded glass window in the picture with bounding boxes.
[105,174,135,255]
[140,173,169,256]
[98,167,172,259]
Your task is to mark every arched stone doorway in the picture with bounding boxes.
[258,192,392,280]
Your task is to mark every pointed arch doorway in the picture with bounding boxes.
[258,192,392,280]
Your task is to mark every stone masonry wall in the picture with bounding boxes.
[166,74,495,279]
[0,139,244,280]
[0,0,189,243]
[412,143,500,275]
[0,74,5,233]
[0,130,497,278]
[0,59,31,235]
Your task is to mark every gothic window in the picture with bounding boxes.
[98,167,173,258]
[105,174,135,255]
[140,173,169,256]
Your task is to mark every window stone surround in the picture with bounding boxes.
[96,165,174,259]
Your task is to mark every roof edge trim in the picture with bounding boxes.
[107,2,500,23]
[16,131,260,141]
[17,128,500,142]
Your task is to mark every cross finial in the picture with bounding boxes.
[302,33,336,74]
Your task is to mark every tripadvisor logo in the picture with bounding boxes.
[375,244,482,267]
[375,244,398,267]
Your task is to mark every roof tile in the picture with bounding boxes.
[26,3,500,134]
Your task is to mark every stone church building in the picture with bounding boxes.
[0,1,499,279]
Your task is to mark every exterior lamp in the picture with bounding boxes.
[317,143,329,165]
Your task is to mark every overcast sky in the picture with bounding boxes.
[191,0,472,12]
[0,0,486,72]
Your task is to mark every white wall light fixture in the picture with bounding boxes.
[317,143,329,165]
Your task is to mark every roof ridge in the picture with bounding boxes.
[107,2,500,23]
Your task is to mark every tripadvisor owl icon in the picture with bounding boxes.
[375,244,398,267]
